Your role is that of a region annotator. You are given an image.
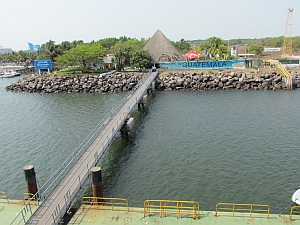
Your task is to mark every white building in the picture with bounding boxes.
[0,46,13,54]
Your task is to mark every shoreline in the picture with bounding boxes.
[4,69,300,93]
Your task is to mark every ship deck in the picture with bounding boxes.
[67,205,300,225]
[3,199,300,225]
[1,199,38,224]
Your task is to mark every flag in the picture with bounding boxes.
[206,50,209,58]
[231,45,237,56]
[28,43,41,51]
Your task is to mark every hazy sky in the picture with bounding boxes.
[1,0,300,51]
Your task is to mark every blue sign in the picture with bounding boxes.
[159,60,246,70]
[34,60,52,69]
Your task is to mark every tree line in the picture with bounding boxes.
[1,35,299,73]
[189,36,300,56]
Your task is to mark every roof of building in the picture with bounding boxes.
[0,45,11,49]
[143,30,183,63]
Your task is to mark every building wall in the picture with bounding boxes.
[159,60,246,70]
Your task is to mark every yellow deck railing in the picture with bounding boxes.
[215,203,270,218]
[144,200,200,219]
[0,191,9,204]
[22,193,36,205]
[82,197,129,211]
[290,206,300,220]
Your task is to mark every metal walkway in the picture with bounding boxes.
[11,71,158,225]
[263,59,293,89]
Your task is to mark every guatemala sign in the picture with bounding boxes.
[159,60,246,70]
[34,60,52,70]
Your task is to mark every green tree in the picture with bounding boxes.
[118,36,130,42]
[71,40,84,48]
[0,53,12,63]
[113,48,125,72]
[130,50,152,69]
[200,37,230,60]
[97,38,118,52]
[25,51,37,66]
[293,36,300,51]
[111,40,144,68]
[56,41,73,56]
[172,39,191,54]
[56,42,105,72]
[250,44,264,56]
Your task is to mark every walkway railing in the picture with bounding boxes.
[82,197,129,211]
[215,203,270,218]
[10,70,157,225]
[144,199,200,219]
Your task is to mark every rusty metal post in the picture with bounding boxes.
[91,167,104,202]
[23,165,38,198]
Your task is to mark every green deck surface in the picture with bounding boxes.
[68,205,300,225]
[2,200,300,224]
[0,199,38,225]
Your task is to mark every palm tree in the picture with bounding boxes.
[26,51,37,66]
[200,37,230,60]
[71,40,84,48]
[40,40,60,61]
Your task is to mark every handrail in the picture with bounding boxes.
[21,193,36,205]
[290,205,300,220]
[144,199,200,219]
[0,191,9,204]
[263,59,293,89]
[263,59,291,78]
[11,71,157,225]
[215,203,270,218]
[82,197,129,211]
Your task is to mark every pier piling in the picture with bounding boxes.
[23,165,38,199]
[91,167,104,202]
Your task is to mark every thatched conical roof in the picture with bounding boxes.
[143,30,183,63]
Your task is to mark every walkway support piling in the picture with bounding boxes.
[23,165,38,199]
[120,117,134,138]
[91,167,103,202]
[138,95,147,110]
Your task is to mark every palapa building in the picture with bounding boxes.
[143,30,183,64]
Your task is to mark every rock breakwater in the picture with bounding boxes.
[5,71,300,93]
[156,71,300,91]
[5,73,143,93]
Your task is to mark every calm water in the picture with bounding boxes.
[1,75,300,214]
